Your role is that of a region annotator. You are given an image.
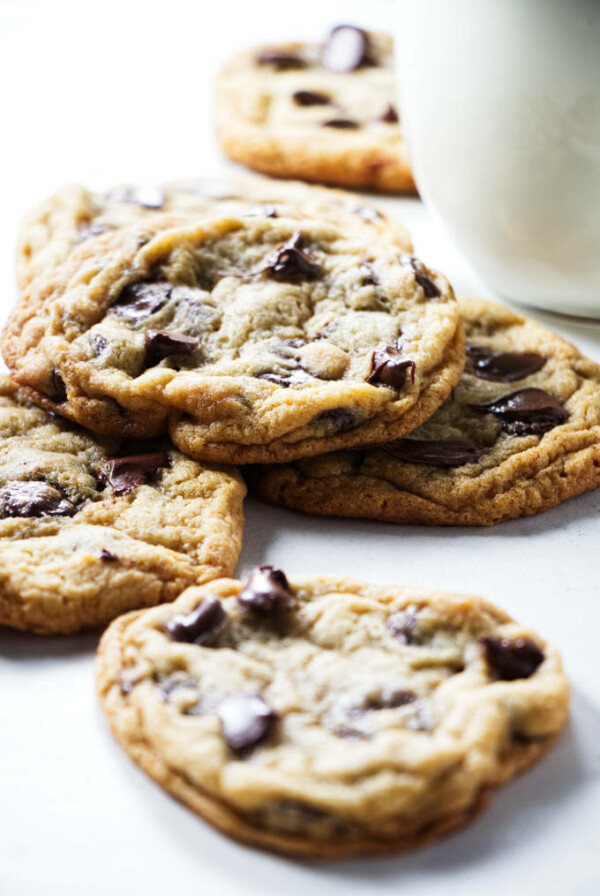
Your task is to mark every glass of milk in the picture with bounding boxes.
[395,0,600,318]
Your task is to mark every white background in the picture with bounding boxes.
[0,2,598,894]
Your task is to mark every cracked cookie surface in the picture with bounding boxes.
[16,175,411,290]
[0,376,244,633]
[4,215,463,463]
[251,297,600,524]
[96,569,568,857]
[216,28,415,193]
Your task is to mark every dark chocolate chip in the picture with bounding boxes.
[261,232,321,282]
[466,345,547,383]
[112,282,172,320]
[312,407,357,432]
[256,49,306,70]
[292,90,330,106]
[359,261,378,287]
[0,481,77,519]
[322,25,371,72]
[381,438,486,468]
[145,330,200,362]
[238,565,296,615]
[242,204,278,219]
[481,636,545,681]
[367,345,416,390]
[361,689,417,711]
[256,369,314,388]
[323,118,360,129]
[470,388,568,435]
[106,452,169,495]
[386,609,418,645]
[90,335,109,357]
[100,549,119,562]
[165,596,227,646]
[218,693,278,753]
[380,104,399,123]
[400,255,441,299]
[50,368,67,403]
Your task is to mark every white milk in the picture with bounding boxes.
[396,0,600,317]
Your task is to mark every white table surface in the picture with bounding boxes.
[1,2,599,894]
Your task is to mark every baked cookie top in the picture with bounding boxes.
[251,297,600,524]
[16,174,412,290]
[215,28,415,193]
[0,376,244,633]
[97,568,568,857]
[4,215,463,463]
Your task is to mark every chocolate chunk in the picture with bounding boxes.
[256,49,306,70]
[90,335,108,357]
[381,438,485,468]
[238,565,296,615]
[322,25,371,72]
[481,636,545,681]
[312,408,357,432]
[359,261,378,287]
[0,481,77,519]
[100,549,118,562]
[470,388,568,435]
[242,204,278,219]
[112,282,172,320]
[50,368,67,403]
[386,609,417,645]
[292,90,330,106]
[165,596,227,646]
[106,452,168,495]
[112,185,165,209]
[367,345,416,390]
[280,337,310,349]
[400,255,441,299]
[466,345,547,383]
[145,330,199,362]
[77,221,114,242]
[262,232,321,282]
[257,369,314,388]
[218,693,278,753]
[380,104,399,123]
[323,118,360,129]
[361,689,417,711]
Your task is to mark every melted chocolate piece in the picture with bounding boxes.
[257,369,314,388]
[380,104,399,123]
[145,330,199,362]
[322,25,371,72]
[280,337,310,349]
[470,388,568,435]
[400,255,441,299]
[242,204,278,219]
[100,549,118,562]
[112,282,172,320]
[361,689,417,711]
[90,335,108,357]
[0,481,77,519]
[77,221,114,242]
[386,609,417,645]
[293,90,330,106]
[323,118,360,129]
[256,49,306,70]
[106,452,168,495]
[359,261,378,287]
[218,693,278,753]
[481,636,545,681]
[312,408,357,432]
[466,345,547,383]
[367,345,416,390]
[166,596,227,646]
[238,565,296,615]
[262,232,321,282]
[50,368,67,403]
[381,438,485,468]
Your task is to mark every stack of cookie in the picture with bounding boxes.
[3,169,592,856]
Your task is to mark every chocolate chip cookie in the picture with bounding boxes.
[251,297,600,524]
[16,175,412,290]
[3,215,463,463]
[216,27,415,193]
[96,568,568,857]
[0,376,244,633]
